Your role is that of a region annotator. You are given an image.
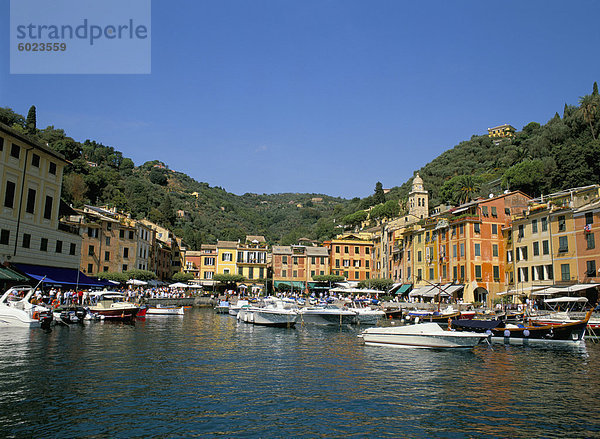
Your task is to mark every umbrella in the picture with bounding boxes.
[169,282,189,288]
[127,279,147,286]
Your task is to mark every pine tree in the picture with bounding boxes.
[26,105,36,133]
[374,182,385,205]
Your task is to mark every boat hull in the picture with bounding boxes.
[0,313,41,328]
[90,307,139,320]
[361,323,485,349]
[451,314,590,344]
[253,310,298,327]
[300,311,357,326]
[146,307,184,316]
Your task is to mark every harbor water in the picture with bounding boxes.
[1,308,600,438]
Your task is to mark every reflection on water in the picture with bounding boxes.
[1,308,600,438]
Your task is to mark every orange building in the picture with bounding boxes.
[439,192,530,304]
[325,233,373,281]
[574,201,600,283]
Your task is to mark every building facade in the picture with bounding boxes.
[326,233,373,282]
[0,123,81,269]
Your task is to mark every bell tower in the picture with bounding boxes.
[408,173,428,219]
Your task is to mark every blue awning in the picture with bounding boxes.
[13,263,110,288]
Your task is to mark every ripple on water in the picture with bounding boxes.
[1,309,600,438]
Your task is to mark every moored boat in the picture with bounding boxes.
[146,304,184,316]
[52,305,98,324]
[528,297,600,331]
[249,297,299,327]
[299,304,357,326]
[450,310,592,344]
[360,322,487,349]
[214,300,230,314]
[347,300,385,325]
[407,307,461,324]
[228,300,248,316]
[88,291,139,320]
[0,285,53,329]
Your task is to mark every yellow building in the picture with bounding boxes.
[216,240,238,275]
[0,123,81,270]
[236,235,268,284]
[487,124,516,138]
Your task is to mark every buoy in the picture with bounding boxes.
[504,329,510,338]
[523,329,530,337]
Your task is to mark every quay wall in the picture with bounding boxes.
[144,297,216,307]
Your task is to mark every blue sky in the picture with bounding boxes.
[1,0,600,198]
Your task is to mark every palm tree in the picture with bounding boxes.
[455,175,480,204]
[578,94,599,140]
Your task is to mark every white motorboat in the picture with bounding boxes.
[146,304,185,316]
[347,300,385,325]
[360,323,487,349]
[299,304,357,326]
[228,300,249,316]
[0,285,53,328]
[251,297,299,327]
[237,303,259,323]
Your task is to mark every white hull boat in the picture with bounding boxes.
[147,305,184,316]
[0,286,53,329]
[348,303,385,325]
[237,304,258,323]
[252,298,299,327]
[228,300,249,316]
[299,305,357,326]
[360,323,487,349]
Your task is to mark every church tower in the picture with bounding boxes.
[408,173,429,219]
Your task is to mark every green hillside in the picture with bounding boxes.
[367,82,600,210]
[2,82,598,247]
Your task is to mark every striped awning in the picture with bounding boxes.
[0,266,29,282]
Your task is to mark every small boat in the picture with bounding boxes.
[347,300,385,325]
[146,305,184,316]
[407,306,461,323]
[299,304,357,326]
[360,323,487,349]
[214,300,230,314]
[88,291,139,320]
[242,297,299,327]
[528,297,600,331]
[0,285,53,329]
[52,305,98,324]
[228,300,248,316]
[450,310,592,344]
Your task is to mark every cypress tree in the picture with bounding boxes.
[593,81,599,96]
[374,181,385,205]
[26,105,36,133]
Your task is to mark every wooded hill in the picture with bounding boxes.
[2,82,598,248]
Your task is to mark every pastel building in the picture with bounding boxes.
[326,233,373,282]
[0,123,82,272]
[487,124,516,138]
[216,240,238,275]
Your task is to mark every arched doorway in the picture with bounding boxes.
[474,287,488,306]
